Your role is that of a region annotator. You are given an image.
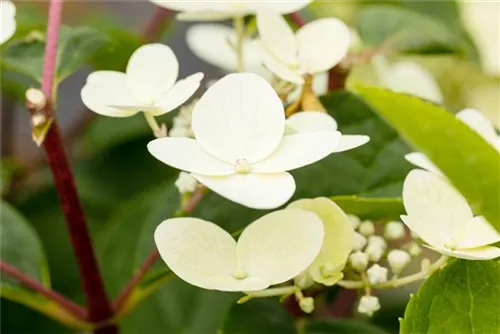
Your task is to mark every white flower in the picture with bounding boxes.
[255,12,350,84]
[358,295,380,316]
[175,172,198,194]
[358,220,375,236]
[347,214,361,230]
[148,73,342,209]
[288,197,354,286]
[81,44,203,119]
[405,108,500,174]
[154,209,324,291]
[286,111,370,152]
[461,1,500,76]
[349,251,369,272]
[367,264,388,284]
[373,56,443,104]
[387,250,411,275]
[150,0,312,21]
[365,243,384,263]
[1,1,16,45]
[384,221,406,240]
[353,232,367,251]
[401,169,500,260]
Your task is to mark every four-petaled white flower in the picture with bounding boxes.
[150,0,311,21]
[287,197,354,286]
[255,11,350,85]
[154,209,324,291]
[402,169,500,260]
[286,111,370,152]
[81,44,203,119]
[148,73,342,209]
[406,108,500,174]
[1,0,16,45]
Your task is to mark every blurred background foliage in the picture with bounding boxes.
[0,1,498,333]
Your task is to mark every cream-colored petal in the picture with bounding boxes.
[297,18,350,73]
[455,216,500,249]
[334,135,370,153]
[147,137,234,176]
[403,170,473,247]
[400,215,445,249]
[456,108,499,147]
[205,276,270,292]
[256,11,298,65]
[250,1,312,14]
[0,1,16,44]
[252,131,341,173]
[126,44,179,103]
[425,245,500,260]
[154,217,238,290]
[404,152,442,175]
[81,71,143,117]
[192,172,295,209]
[237,209,324,285]
[192,73,285,163]
[177,11,236,21]
[153,72,204,115]
[286,111,338,132]
[288,198,354,286]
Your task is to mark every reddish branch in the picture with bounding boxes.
[288,12,306,27]
[141,7,173,43]
[0,261,87,319]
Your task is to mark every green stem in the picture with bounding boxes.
[143,113,164,137]
[238,286,298,304]
[233,15,245,73]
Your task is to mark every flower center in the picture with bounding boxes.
[232,267,248,280]
[235,158,251,173]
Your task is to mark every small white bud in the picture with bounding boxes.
[174,172,198,194]
[358,220,375,236]
[169,127,191,138]
[347,214,361,230]
[368,236,387,250]
[384,221,406,240]
[387,250,411,275]
[349,251,369,272]
[365,243,384,262]
[299,297,315,314]
[367,264,388,284]
[357,295,380,316]
[25,88,47,110]
[353,232,367,251]
[31,113,47,127]
[407,242,422,257]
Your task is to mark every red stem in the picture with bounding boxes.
[41,0,62,99]
[288,11,306,27]
[0,261,87,319]
[141,7,173,43]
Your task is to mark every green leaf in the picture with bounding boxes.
[400,259,500,334]
[89,28,141,71]
[222,299,296,334]
[356,5,463,55]
[306,319,389,334]
[355,86,500,231]
[331,196,403,221]
[1,26,108,84]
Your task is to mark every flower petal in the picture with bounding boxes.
[252,131,341,173]
[1,1,16,45]
[154,217,238,290]
[404,152,442,175]
[400,215,445,249]
[192,173,295,209]
[297,18,350,73]
[147,137,234,176]
[237,209,324,285]
[334,135,370,153]
[425,245,500,260]
[251,1,312,14]
[402,169,473,248]
[126,44,179,103]
[259,49,304,84]
[154,72,204,115]
[192,73,285,163]
[455,216,500,249]
[205,276,270,292]
[256,11,298,65]
[288,198,354,286]
[456,108,499,147]
[177,11,236,21]
[81,71,143,117]
[286,111,338,132]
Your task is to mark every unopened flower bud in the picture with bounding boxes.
[387,250,411,274]
[365,243,384,262]
[175,172,198,194]
[349,251,369,272]
[368,236,387,250]
[299,297,315,314]
[407,242,422,257]
[294,271,314,290]
[353,232,367,251]
[347,214,361,230]
[25,88,47,111]
[367,264,388,284]
[359,220,375,236]
[358,295,380,316]
[384,221,406,240]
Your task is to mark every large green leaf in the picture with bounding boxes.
[331,196,403,221]
[306,319,389,334]
[400,259,500,334]
[356,86,500,231]
[1,25,108,83]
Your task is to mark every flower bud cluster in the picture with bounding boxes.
[169,99,198,138]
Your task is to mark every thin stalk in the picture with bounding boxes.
[143,113,165,137]
[233,15,246,72]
